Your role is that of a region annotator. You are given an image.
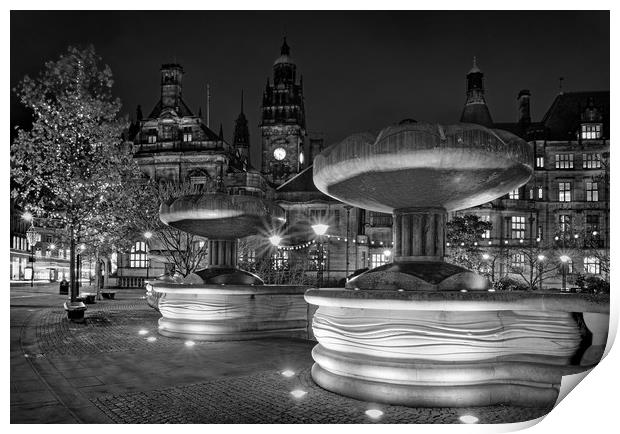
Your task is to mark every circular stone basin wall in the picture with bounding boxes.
[152,282,311,341]
[305,289,609,408]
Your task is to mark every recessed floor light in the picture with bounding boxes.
[147,336,157,342]
[138,329,148,335]
[365,409,384,419]
[281,370,295,377]
[459,415,479,424]
[290,389,307,398]
[185,340,195,347]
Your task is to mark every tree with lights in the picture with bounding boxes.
[445,214,493,274]
[11,46,140,305]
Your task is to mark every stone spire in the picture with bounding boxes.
[460,57,493,127]
[233,90,250,167]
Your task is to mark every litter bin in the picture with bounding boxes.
[59,280,69,295]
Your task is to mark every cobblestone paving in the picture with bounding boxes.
[34,300,189,356]
[91,369,551,424]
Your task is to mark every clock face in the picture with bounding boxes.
[273,147,286,160]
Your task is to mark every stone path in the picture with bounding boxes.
[10,283,552,424]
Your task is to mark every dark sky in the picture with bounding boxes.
[11,10,609,168]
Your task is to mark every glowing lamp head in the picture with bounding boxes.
[79,244,86,251]
[383,249,391,257]
[312,223,329,236]
[537,255,546,261]
[593,231,598,236]
[184,340,196,347]
[144,231,153,239]
[138,329,148,335]
[22,211,33,222]
[482,253,490,260]
[49,244,56,250]
[574,234,579,239]
[269,235,282,247]
[560,255,570,263]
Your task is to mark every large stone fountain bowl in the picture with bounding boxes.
[160,192,286,239]
[313,122,533,214]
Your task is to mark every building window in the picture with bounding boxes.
[183,131,192,142]
[511,216,525,239]
[46,250,51,258]
[370,253,388,269]
[559,214,571,233]
[481,215,491,239]
[558,182,571,202]
[537,225,543,240]
[537,186,544,199]
[334,210,341,227]
[583,257,601,274]
[581,123,602,140]
[528,188,534,200]
[586,181,599,202]
[272,250,288,270]
[509,188,520,199]
[510,253,525,270]
[583,153,602,169]
[147,135,157,144]
[130,241,148,268]
[555,154,574,169]
[536,156,544,168]
[586,214,600,235]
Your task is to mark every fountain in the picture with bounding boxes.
[148,191,310,341]
[306,121,609,407]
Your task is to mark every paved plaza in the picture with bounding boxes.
[10,283,552,424]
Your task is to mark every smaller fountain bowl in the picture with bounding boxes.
[159,192,286,239]
[313,122,533,213]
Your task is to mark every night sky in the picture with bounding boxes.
[11,10,609,168]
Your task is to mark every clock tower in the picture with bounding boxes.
[260,37,307,186]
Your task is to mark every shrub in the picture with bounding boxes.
[493,276,529,292]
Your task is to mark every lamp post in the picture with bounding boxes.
[560,255,570,292]
[25,220,38,288]
[537,254,546,290]
[312,224,329,288]
[144,231,153,282]
[344,205,353,279]
[78,243,86,292]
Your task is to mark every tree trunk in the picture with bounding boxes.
[95,249,101,300]
[69,224,77,302]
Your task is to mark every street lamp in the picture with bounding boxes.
[144,231,152,281]
[560,255,570,292]
[537,255,546,290]
[482,253,495,282]
[312,224,329,288]
[269,235,282,247]
[25,221,38,287]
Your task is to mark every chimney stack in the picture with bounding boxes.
[517,89,531,125]
[160,64,183,109]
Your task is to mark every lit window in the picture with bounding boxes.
[510,253,525,269]
[586,181,599,202]
[481,215,491,239]
[509,188,520,199]
[558,182,571,202]
[581,124,602,140]
[147,135,157,144]
[536,156,544,168]
[370,253,388,269]
[583,153,602,169]
[529,188,534,200]
[46,250,51,258]
[35,248,42,258]
[271,250,288,270]
[586,215,600,235]
[537,186,544,199]
[584,257,600,274]
[559,214,571,233]
[511,216,525,239]
[130,241,148,268]
[555,154,574,169]
[183,132,193,142]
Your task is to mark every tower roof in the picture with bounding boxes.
[274,37,295,65]
[468,56,481,74]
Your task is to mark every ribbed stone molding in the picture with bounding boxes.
[393,207,445,261]
[207,240,238,268]
[305,289,609,408]
[152,283,311,341]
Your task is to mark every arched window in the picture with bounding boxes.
[130,241,148,268]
